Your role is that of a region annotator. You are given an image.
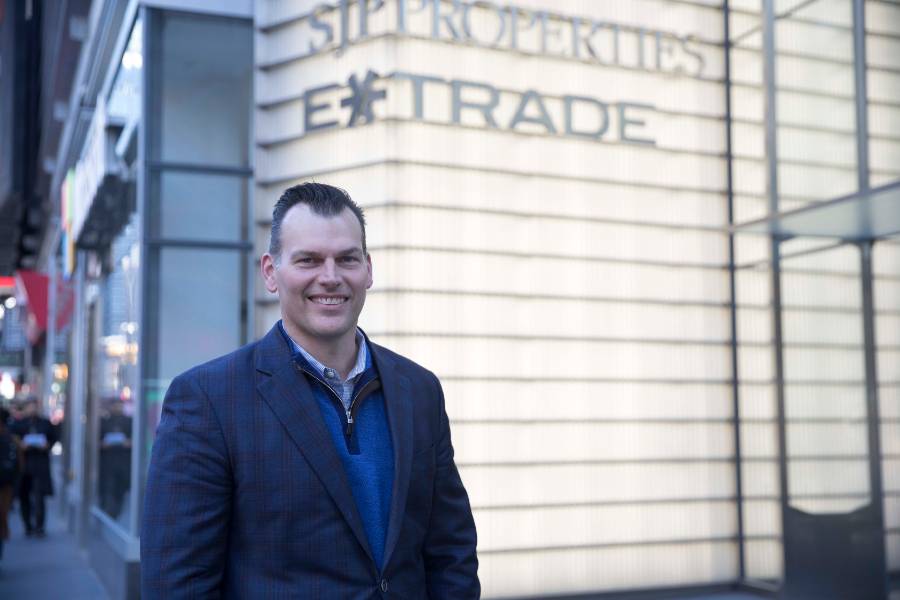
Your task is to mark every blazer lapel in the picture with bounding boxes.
[254,326,375,565]
[371,342,414,570]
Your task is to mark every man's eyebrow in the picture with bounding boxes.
[287,248,363,260]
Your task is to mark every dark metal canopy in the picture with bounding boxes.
[733,179,900,242]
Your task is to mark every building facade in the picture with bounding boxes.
[35,0,900,598]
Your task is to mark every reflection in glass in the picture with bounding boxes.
[107,16,143,126]
[99,398,133,519]
[781,244,871,514]
[150,172,247,242]
[154,247,242,381]
[92,211,140,526]
[153,12,252,166]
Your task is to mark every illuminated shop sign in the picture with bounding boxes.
[275,0,707,78]
[70,102,108,243]
[282,70,655,145]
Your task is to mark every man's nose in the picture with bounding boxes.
[317,259,339,286]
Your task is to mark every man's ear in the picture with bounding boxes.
[261,254,279,294]
[365,253,373,289]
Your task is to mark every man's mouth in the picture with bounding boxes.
[310,296,348,305]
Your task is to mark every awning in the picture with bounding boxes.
[732,179,900,242]
[15,270,75,344]
[0,276,14,294]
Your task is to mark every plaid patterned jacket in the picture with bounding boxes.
[141,324,479,599]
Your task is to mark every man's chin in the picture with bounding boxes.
[293,319,355,342]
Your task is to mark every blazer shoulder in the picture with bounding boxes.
[171,339,261,391]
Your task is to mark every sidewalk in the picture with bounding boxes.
[0,499,109,599]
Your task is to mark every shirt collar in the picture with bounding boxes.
[283,325,369,384]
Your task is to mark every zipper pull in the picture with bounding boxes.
[345,410,354,437]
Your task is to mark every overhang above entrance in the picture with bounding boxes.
[733,178,900,242]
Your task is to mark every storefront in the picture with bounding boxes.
[58,2,253,596]
[49,0,899,598]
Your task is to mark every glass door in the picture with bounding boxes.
[777,242,886,599]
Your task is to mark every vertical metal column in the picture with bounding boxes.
[42,230,59,413]
[860,241,886,539]
[129,5,148,540]
[852,0,870,193]
[722,0,746,582]
[852,0,886,576]
[761,0,790,569]
[70,252,89,545]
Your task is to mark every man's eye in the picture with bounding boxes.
[340,256,360,264]
[296,257,314,265]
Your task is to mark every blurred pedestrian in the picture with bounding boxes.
[99,398,132,519]
[0,406,20,558]
[10,397,57,537]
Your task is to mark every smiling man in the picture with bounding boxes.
[141,183,480,598]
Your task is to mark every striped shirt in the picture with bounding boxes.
[285,329,368,411]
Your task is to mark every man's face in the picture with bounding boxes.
[261,204,372,348]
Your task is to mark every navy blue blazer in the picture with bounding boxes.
[141,324,479,599]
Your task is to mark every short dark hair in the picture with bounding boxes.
[269,183,367,261]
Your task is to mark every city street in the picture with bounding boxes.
[0,502,108,599]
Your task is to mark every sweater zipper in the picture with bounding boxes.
[294,364,380,440]
[345,379,381,438]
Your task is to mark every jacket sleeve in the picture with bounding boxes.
[423,372,480,599]
[141,373,232,599]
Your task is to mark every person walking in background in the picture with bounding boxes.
[0,406,21,559]
[10,397,57,538]
[142,183,479,598]
[99,398,132,519]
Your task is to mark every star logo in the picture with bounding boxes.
[341,70,386,127]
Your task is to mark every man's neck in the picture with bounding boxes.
[283,322,359,379]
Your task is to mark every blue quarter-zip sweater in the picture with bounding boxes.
[279,324,394,571]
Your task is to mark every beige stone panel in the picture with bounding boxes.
[867,0,900,36]
[474,501,737,551]
[384,163,729,226]
[363,205,729,264]
[363,292,731,340]
[742,499,781,536]
[477,541,738,598]
[740,423,779,459]
[440,380,734,421]
[364,248,731,302]
[459,462,737,506]
[452,422,736,464]
[745,539,783,581]
[367,334,733,379]
[741,462,780,497]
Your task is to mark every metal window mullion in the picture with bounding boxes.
[861,243,885,515]
[145,238,253,251]
[762,0,791,570]
[148,160,253,177]
[723,1,747,582]
[853,0,870,192]
[131,5,150,540]
[853,0,887,572]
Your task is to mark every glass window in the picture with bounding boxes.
[153,247,243,380]
[149,171,247,242]
[142,247,245,476]
[150,11,252,166]
[91,211,140,527]
[107,16,143,127]
[140,9,253,532]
